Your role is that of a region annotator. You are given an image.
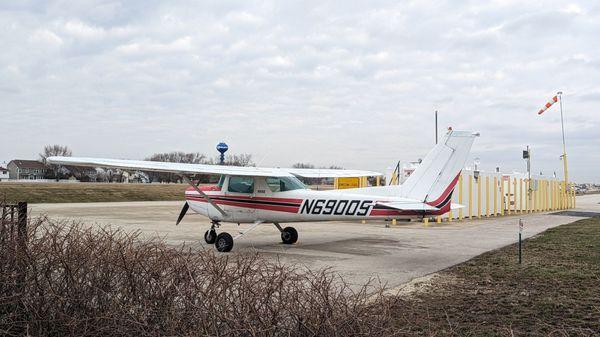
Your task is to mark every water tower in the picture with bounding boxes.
[216,142,228,165]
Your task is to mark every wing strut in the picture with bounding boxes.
[181,175,227,216]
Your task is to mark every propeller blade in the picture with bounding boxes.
[176,202,189,226]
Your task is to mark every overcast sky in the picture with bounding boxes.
[1,1,599,182]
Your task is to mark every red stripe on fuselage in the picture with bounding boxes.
[184,193,303,205]
[186,196,300,213]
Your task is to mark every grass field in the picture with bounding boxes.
[0,182,333,204]
[392,216,600,336]
[0,182,187,203]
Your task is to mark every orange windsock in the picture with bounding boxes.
[538,95,558,115]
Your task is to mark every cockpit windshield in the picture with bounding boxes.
[266,176,306,192]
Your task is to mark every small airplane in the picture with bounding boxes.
[48,130,478,252]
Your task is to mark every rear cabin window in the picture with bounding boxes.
[266,176,306,192]
[227,176,254,194]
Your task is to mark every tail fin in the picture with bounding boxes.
[401,130,478,206]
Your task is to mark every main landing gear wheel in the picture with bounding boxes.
[215,232,234,252]
[204,229,217,244]
[281,227,298,244]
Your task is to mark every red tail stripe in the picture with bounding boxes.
[426,172,461,206]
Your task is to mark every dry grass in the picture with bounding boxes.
[2,201,598,336]
[390,217,600,336]
[1,212,398,337]
[0,182,335,204]
[0,183,187,203]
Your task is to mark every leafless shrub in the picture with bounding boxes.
[0,209,399,337]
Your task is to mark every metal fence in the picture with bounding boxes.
[441,170,576,223]
[1,202,28,294]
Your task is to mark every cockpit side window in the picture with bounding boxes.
[266,176,306,192]
[227,176,254,194]
[217,175,226,188]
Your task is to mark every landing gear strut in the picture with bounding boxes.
[204,220,219,244]
[275,223,298,244]
[204,229,216,244]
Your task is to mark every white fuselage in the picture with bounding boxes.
[186,175,439,223]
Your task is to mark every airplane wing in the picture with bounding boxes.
[286,168,382,178]
[375,201,440,211]
[46,156,382,178]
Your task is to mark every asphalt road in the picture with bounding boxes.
[30,194,600,288]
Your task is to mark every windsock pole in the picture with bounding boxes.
[557,92,569,202]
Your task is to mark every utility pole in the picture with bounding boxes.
[435,110,438,144]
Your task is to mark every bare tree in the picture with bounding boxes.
[144,152,208,183]
[39,145,72,164]
[293,163,315,169]
[39,145,72,180]
[146,152,206,164]
[224,154,254,167]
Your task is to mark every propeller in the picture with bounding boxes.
[175,202,189,226]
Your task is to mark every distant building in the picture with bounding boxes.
[0,166,8,181]
[7,160,48,180]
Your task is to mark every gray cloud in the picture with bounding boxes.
[1,0,600,182]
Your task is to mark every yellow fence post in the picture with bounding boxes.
[537,180,541,212]
[436,215,442,224]
[493,176,498,216]
[557,181,560,210]
[544,180,550,211]
[485,176,490,217]
[458,174,464,220]
[552,181,556,210]
[518,178,523,213]
[541,180,545,211]
[423,217,429,226]
[507,177,511,215]
[531,179,539,212]
[500,177,505,216]
[468,175,473,219]
[525,179,529,213]
[564,184,568,209]
[512,178,517,214]
[477,176,482,218]
[572,183,576,208]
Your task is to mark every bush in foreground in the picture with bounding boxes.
[1,215,397,337]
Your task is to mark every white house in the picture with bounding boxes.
[0,166,9,181]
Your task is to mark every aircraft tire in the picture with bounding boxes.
[204,229,217,244]
[215,232,233,252]
[281,227,298,244]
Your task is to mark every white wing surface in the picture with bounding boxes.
[46,156,382,178]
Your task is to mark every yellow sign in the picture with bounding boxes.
[335,177,360,189]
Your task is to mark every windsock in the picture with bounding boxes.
[537,95,558,115]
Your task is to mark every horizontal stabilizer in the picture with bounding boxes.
[450,203,465,210]
[376,201,439,211]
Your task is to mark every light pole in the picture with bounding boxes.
[523,146,531,207]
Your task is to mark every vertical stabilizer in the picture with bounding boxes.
[401,130,478,205]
